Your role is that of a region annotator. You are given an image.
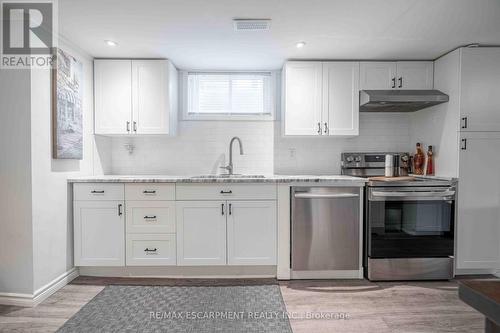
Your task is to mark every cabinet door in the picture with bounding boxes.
[176,201,227,265]
[132,60,171,134]
[283,62,323,135]
[457,132,500,270]
[460,48,500,131]
[323,62,359,136]
[359,62,397,90]
[396,61,433,89]
[227,201,277,265]
[74,201,125,266]
[94,60,132,135]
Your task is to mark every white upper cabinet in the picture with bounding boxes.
[359,62,397,90]
[94,60,132,135]
[459,48,500,132]
[360,61,433,90]
[283,62,323,135]
[396,62,434,90]
[283,61,359,136]
[323,62,359,136]
[94,59,178,136]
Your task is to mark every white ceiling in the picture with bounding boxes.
[59,0,500,70]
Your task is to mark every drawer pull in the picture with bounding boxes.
[91,190,105,194]
[118,204,123,216]
[144,215,157,220]
[220,190,232,194]
[143,190,157,194]
[144,248,157,252]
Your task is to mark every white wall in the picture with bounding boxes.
[0,69,34,295]
[410,49,461,177]
[30,39,105,292]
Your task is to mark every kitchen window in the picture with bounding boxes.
[182,71,277,120]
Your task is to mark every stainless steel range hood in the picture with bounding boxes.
[359,90,449,112]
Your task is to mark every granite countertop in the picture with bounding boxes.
[67,174,368,184]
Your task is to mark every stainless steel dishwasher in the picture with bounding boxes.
[291,186,361,279]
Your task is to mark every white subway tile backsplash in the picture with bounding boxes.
[106,113,411,175]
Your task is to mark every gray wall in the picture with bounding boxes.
[0,69,34,294]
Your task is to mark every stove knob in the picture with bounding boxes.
[346,156,354,163]
[354,156,362,162]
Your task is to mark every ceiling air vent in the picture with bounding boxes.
[233,19,271,32]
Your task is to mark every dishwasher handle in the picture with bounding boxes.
[294,192,359,199]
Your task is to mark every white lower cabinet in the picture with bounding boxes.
[74,200,125,266]
[176,201,227,266]
[126,234,176,266]
[227,201,277,265]
[456,132,500,270]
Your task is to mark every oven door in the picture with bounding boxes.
[367,187,455,258]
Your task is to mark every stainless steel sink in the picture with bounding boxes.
[190,174,265,179]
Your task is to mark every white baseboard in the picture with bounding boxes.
[0,268,79,307]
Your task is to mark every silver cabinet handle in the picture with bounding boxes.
[461,117,468,129]
[126,121,130,132]
[294,193,359,199]
[317,122,321,135]
[324,122,328,134]
[133,121,137,132]
[398,77,403,88]
[391,77,396,88]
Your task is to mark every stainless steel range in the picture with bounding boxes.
[341,152,457,281]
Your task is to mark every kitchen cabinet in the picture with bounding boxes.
[74,200,125,266]
[282,61,359,136]
[126,234,176,266]
[176,201,227,266]
[459,48,500,132]
[322,62,359,136]
[227,201,277,265]
[282,62,323,135]
[456,132,500,270]
[94,59,177,136]
[360,61,433,90]
[94,60,132,135]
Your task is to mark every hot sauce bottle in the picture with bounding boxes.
[426,145,434,176]
[413,143,425,175]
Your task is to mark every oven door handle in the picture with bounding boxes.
[294,193,359,199]
[370,190,455,201]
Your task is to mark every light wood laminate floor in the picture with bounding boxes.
[0,277,484,333]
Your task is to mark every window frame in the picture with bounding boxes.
[180,70,278,121]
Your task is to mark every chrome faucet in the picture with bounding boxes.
[220,137,244,175]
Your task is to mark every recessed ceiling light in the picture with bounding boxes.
[296,41,306,49]
[105,40,117,47]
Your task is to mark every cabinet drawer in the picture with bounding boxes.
[126,201,176,233]
[73,183,124,201]
[176,184,277,200]
[125,184,175,201]
[126,234,176,266]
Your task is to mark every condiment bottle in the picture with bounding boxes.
[413,143,425,175]
[426,145,434,176]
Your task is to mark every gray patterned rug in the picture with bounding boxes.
[57,285,293,333]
